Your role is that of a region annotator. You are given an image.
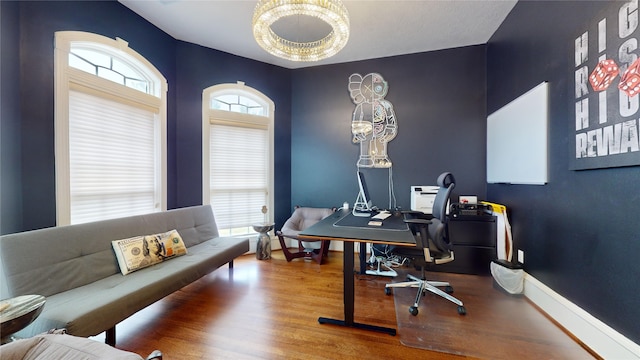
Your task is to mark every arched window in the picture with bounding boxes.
[202,82,274,237]
[55,31,167,225]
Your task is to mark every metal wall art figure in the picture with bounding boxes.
[348,73,397,168]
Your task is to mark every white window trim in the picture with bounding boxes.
[202,81,275,225]
[54,31,168,225]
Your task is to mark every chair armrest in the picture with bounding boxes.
[404,218,432,226]
[402,210,434,220]
[276,230,295,240]
[401,210,424,216]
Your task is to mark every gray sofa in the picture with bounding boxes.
[0,205,249,345]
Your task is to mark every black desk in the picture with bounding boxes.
[298,209,414,336]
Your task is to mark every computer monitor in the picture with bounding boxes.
[353,171,373,217]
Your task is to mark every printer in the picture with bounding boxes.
[410,186,440,214]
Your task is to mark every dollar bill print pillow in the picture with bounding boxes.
[111,229,187,275]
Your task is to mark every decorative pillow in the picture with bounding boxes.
[111,229,187,275]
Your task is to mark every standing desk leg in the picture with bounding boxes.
[318,242,396,336]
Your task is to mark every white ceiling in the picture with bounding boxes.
[118,0,518,69]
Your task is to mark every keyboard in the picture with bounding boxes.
[371,211,392,220]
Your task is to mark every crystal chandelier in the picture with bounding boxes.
[252,0,350,62]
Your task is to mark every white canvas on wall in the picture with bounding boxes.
[487,82,549,185]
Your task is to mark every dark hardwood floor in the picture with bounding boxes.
[96,250,596,359]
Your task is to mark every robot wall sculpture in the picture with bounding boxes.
[348,73,397,168]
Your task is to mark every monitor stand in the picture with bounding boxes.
[352,208,372,217]
[352,192,372,217]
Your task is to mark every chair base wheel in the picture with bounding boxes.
[384,287,392,296]
[409,306,419,316]
[457,306,466,315]
[445,285,454,294]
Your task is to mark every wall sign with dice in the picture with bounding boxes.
[572,0,640,170]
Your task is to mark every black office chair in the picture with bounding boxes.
[385,172,466,316]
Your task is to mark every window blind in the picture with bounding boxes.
[69,90,159,224]
[210,122,268,231]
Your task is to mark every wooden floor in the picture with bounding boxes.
[98,250,595,360]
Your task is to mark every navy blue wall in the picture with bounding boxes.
[488,1,639,342]
[290,46,487,212]
[2,0,177,231]
[3,0,638,345]
[1,1,22,234]
[0,0,292,232]
[173,41,292,227]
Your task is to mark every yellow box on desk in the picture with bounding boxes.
[480,201,507,214]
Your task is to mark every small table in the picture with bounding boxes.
[253,223,274,260]
[0,294,46,343]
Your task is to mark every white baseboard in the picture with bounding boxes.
[524,273,640,359]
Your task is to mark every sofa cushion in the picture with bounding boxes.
[15,237,249,338]
[112,229,187,275]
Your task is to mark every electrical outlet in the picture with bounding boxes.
[517,249,525,264]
